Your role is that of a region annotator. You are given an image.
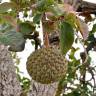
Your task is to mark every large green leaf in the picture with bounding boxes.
[59,21,74,54]
[0,30,26,52]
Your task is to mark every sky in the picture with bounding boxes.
[84,0,96,3]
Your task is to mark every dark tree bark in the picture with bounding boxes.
[0,44,21,96]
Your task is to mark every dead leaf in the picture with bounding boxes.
[76,18,89,40]
[43,20,58,34]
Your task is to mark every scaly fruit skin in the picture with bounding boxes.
[26,47,67,84]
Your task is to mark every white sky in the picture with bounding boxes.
[83,0,96,3]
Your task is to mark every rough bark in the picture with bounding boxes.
[81,1,96,10]
[28,80,58,96]
[0,44,21,96]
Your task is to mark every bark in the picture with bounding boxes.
[28,80,58,96]
[0,44,21,96]
[81,1,96,10]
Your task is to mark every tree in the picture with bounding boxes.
[0,44,21,96]
[0,0,96,96]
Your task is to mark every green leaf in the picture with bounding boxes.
[91,24,96,33]
[0,2,12,13]
[16,66,20,73]
[33,13,42,24]
[36,0,47,11]
[36,0,54,12]
[59,21,74,54]
[49,4,64,17]
[16,58,20,65]
[0,30,26,52]
[17,74,22,82]
[64,13,77,28]
[19,22,35,36]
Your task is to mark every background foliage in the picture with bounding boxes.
[0,0,96,96]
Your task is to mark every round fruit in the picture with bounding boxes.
[26,47,67,84]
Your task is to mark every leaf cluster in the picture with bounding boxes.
[0,0,96,96]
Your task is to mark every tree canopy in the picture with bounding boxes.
[0,0,96,96]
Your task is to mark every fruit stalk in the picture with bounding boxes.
[42,13,50,48]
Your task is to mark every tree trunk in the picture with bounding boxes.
[28,80,58,96]
[0,44,21,96]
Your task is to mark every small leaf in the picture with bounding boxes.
[33,13,42,24]
[43,20,58,33]
[36,0,46,9]
[64,13,77,28]
[49,4,64,17]
[16,66,20,73]
[17,74,22,82]
[24,11,28,18]
[36,0,47,12]
[36,0,54,11]
[16,58,20,65]
[59,21,74,54]
[76,18,89,40]
[91,24,96,33]
[31,40,35,45]
[19,22,35,36]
